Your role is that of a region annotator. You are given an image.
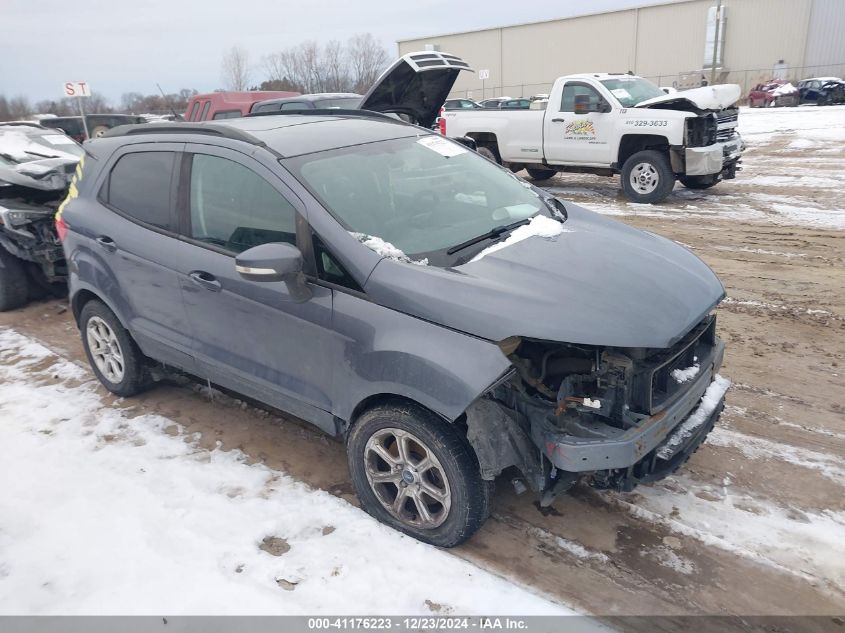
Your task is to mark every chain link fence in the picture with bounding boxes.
[450,63,845,103]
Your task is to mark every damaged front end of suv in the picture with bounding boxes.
[466,314,726,504]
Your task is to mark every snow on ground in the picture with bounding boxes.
[0,328,568,616]
[541,105,845,230]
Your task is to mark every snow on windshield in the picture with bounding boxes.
[468,215,568,263]
[351,233,429,266]
[0,129,82,163]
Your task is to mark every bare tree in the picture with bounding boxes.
[7,95,32,119]
[221,45,251,91]
[323,40,348,92]
[347,33,389,93]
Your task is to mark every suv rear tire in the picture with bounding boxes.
[621,150,675,203]
[0,248,29,312]
[79,299,151,397]
[347,402,493,547]
[526,167,557,181]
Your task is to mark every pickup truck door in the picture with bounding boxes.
[543,81,615,166]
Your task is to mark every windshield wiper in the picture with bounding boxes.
[446,218,531,255]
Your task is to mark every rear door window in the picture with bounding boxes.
[104,151,175,230]
[188,153,297,253]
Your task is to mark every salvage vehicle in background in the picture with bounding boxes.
[0,122,77,310]
[443,98,482,110]
[184,90,301,122]
[748,80,799,107]
[251,93,362,113]
[478,97,512,109]
[58,53,729,547]
[797,77,845,105]
[41,114,148,141]
[441,73,745,203]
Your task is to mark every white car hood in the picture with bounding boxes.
[635,84,741,111]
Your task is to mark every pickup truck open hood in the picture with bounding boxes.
[364,204,725,349]
[359,51,473,129]
[635,84,741,111]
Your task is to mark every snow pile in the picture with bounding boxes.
[671,363,700,384]
[0,328,567,616]
[469,215,567,263]
[351,233,428,266]
[656,374,730,459]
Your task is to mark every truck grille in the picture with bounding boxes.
[716,107,739,142]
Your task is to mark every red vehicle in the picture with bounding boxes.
[748,80,799,107]
[183,91,300,122]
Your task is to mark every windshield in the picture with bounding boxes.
[600,77,666,107]
[288,134,546,263]
[0,130,84,164]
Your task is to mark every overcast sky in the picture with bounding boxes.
[1,0,672,104]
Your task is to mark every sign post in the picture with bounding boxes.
[63,81,92,140]
[479,69,490,101]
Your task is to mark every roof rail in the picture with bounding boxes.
[100,122,265,145]
[245,108,405,123]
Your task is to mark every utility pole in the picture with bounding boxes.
[710,0,723,86]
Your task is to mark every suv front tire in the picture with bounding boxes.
[347,402,493,547]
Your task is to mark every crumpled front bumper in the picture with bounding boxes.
[535,338,726,473]
[685,134,744,176]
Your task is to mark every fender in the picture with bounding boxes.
[331,289,511,427]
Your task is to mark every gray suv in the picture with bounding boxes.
[59,109,727,547]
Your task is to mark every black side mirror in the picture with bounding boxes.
[235,242,302,282]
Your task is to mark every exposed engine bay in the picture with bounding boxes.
[464,316,725,503]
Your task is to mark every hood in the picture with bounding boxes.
[359,51,472,129]
[364,204,725,349]
[635,84,741,111]
[0,157,78,191]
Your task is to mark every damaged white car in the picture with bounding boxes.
[0,122,79,309]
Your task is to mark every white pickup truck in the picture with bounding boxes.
[441,73,744,203]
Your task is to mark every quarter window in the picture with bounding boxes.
[212,110,242,120]
[200,101,211,120]
[188,154,297,254]
[560,83,602,112]
[189,102,200,121]
[105,151,175,230]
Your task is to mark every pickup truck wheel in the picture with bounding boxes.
[80,300,150,397]
[621,150,675,203]
[680,175,720,189]
[347,403,493,548]
[0,248,30,312]
[526,167,557,181]
[476,146,501,164]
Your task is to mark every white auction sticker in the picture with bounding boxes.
[417,135,467,157]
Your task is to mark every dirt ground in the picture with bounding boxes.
[1,107,843,621]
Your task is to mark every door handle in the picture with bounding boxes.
[189,271,222,292]
[95,235,117,252]
[551,117,565,123]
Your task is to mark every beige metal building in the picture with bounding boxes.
[397,0,845,100]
